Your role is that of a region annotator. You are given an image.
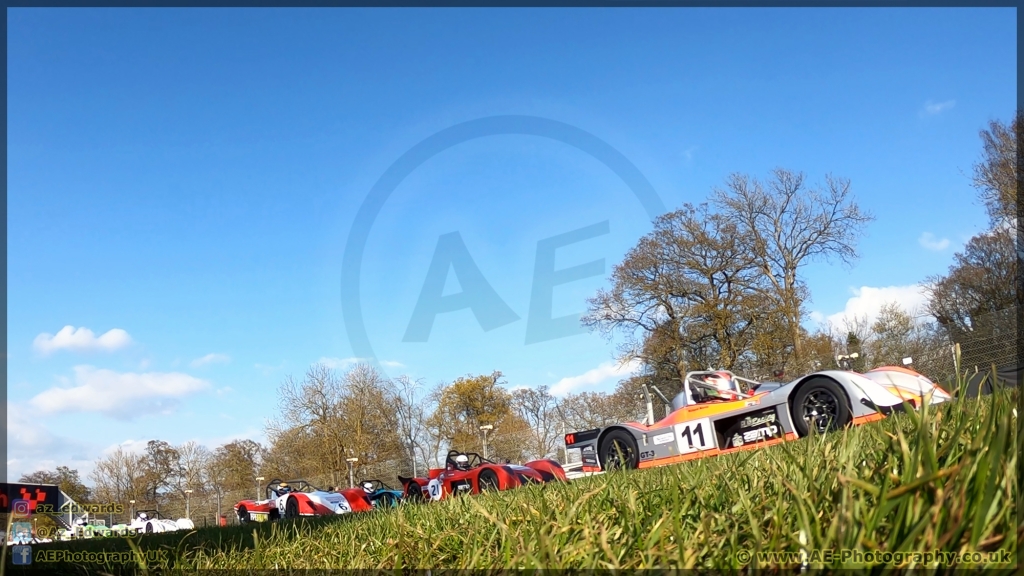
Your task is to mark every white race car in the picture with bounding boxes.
[565,365,952,471]
[129,510,195,534]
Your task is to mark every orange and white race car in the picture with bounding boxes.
[565,366,951,471]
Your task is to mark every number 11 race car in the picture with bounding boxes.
[565,366,951,472]
[234,479,373,523]
[399,450,567,501]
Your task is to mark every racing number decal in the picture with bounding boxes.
[427,479,443,501]
[675,418,715,454]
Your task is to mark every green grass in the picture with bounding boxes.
[10,388,1018,574]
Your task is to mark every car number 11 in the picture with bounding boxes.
[675,418,714,453]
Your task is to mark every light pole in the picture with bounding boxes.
[255,477,265,501]
[185,490,193,520]
[479,424,493,460]
[345,458,358,488]
[129,500,136,520]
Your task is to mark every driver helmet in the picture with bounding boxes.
[138,512,148,520]
[75,517,86,526]
[278,482,291,494]
[704,371,739,400]
[454,454,470,471]
[361,481,375,494]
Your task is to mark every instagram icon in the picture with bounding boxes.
[11,499,32,518]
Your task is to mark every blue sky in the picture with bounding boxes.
[6,8,1016,482]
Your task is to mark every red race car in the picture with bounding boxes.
[399,450,566,501]
[234,479,373,523]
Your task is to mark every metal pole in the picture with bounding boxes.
[348,462,354,488]
[411,440,417,478]
[482,429,489,460]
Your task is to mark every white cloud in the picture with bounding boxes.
[190,353,231,368]
[918,232,950,251]
[549,359,642,397]
[6,403,95,482]
[825,285,930,330]
[29,366,210,420]
[380,360,405,368]
[33,326,133,355]
[101,439,151,457]
[922,99,955,115]
[215,386,234,397]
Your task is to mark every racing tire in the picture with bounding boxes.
[145,522,153,534]
[376,492,399,508]
[284,496,300,519]
[404,481,425,502]
[478,469,500,492]
[237,506,250,524]
[599,429,639,471]
[791,377,852,437]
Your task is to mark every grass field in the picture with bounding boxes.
[6,385,1018,575]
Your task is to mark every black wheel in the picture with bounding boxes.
[284,496,299,519]
[405,481,425,502]
[478,469,500,492]
[791,377,852,437]
[377,492,399,508]
[145,522,153,534]
[237,506,250,524]
[599,429,639,470]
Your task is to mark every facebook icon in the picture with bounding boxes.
[12,545,32,565]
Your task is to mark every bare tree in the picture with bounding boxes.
[972,110,1020,228]
[511,385,561,460]
[391,375,429,477]
[926,227,1016,333]
[90,447,147,516]
[714,169,874,367]
[584,203,770,380]
[269,363,350,486]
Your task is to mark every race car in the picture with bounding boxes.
[234,479,373,523]
[356,479,404,508]
[399,450,567,501]
[128,510,195,534]
[565,366,951,472]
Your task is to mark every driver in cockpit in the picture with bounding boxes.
[700,371,742,402]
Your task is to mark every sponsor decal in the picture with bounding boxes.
[639,450,656,460]
[652,432,674,445]
[739,412,777,428]
[740,425,780,443]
